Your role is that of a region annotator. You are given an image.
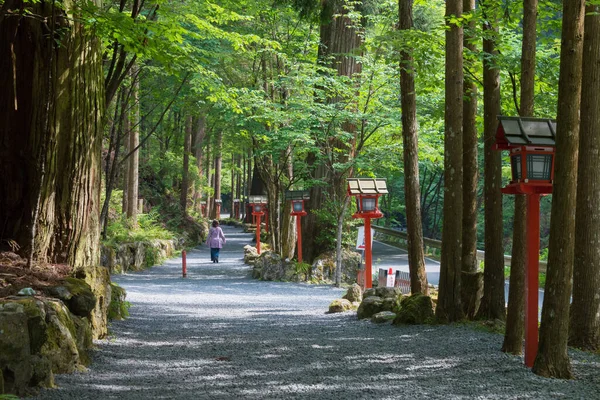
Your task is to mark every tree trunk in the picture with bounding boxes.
[477,3,505,322]
[533,0,585,379]
[399,0,428,295]
[0,0,108,337]
[436,0,464,323]
[503,0,538,355]
[461,0,480,317]
[180,115,192,215]
[303,0,362,264]
[122,94,130,215]
[192,116,206,214]
[126,67,140,226]
[569,3,600,352]
[210,130,223,220]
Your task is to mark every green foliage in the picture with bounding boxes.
[293,261,311,279]
[103,210,174,246]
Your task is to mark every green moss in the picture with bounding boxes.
[107,283,129,321]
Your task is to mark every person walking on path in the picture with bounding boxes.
[207,220,226,263]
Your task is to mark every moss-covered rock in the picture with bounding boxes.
[243,245,260,265]
[107,282,129,321]
[393,294,435,325]
[357,296,384,320]
[363,288,377,299]
[61,278,96,318]
[0,296,92,396]
[376,287,402,299]
[328,299,354,313]
[0,306,31,395]
[41,300,80,374]
[342,284,362,303]
[310,249,361,284]
[372,311,396,324]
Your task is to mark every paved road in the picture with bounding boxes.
[32,225,598,399]
[369,238,545,317]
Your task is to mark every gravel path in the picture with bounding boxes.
[33,225,600,399]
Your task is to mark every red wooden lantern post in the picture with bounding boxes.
[200,201,207,218]
[347,178,388,289]
[249,195,268,254]
[286,190,310,263]
[493,116,556,368]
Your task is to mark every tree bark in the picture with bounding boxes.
[399,0,428,295]
[181,115,192,215]
[210,130,223,220]
[476,2,505,322]
[192,116,206,214]
[0,0,108,338]
[569,3,600,352]
[461,0,480,317]
[437,0,464,323]
[126,67,140,226]
[533,0,585,379]
[303,0,362,264]
[503,0,538,355]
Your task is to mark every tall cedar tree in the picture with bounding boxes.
[126,67,140,225]
[533,0,585,379]
[399,0,428,295]
[437,0,464,322]
[192,116,207,214]
[302,0,362,264]
[181,115,193,215]
[502,0,537,354]
[461,0,482,318]
[210,130,223,220]
[0,0,109,337]
[570,3,600,351]
[477,0,505,321]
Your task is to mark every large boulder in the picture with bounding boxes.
[252,251,298,282]
[393,294,435,325]
[311,249,361,284]
[342,284,362,303]
[371,311,396,324]
[244,245,260,265]
[0,296,93,396]
[357,296,384,320]
[328,299,354,313]
[48,277,96,318]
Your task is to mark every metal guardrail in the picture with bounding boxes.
[372,224,547,273]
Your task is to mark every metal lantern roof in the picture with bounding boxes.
[347,178,388,195]
[248,195,268,204]
[494,116,556,150]
[285,190,310,201]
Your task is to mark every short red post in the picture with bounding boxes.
[296,215,303,263]
[182,250,187,278]
[216,203,221,220]
[365,217,373,289]
[525,194,540,367]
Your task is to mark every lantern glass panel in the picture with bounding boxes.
[253,204,262,212]
[293,201,303,212]
[361,197,376,212]
[510,155,522,181]
[527,154,553,180]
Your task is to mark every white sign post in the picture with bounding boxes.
[356,226,374,250]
